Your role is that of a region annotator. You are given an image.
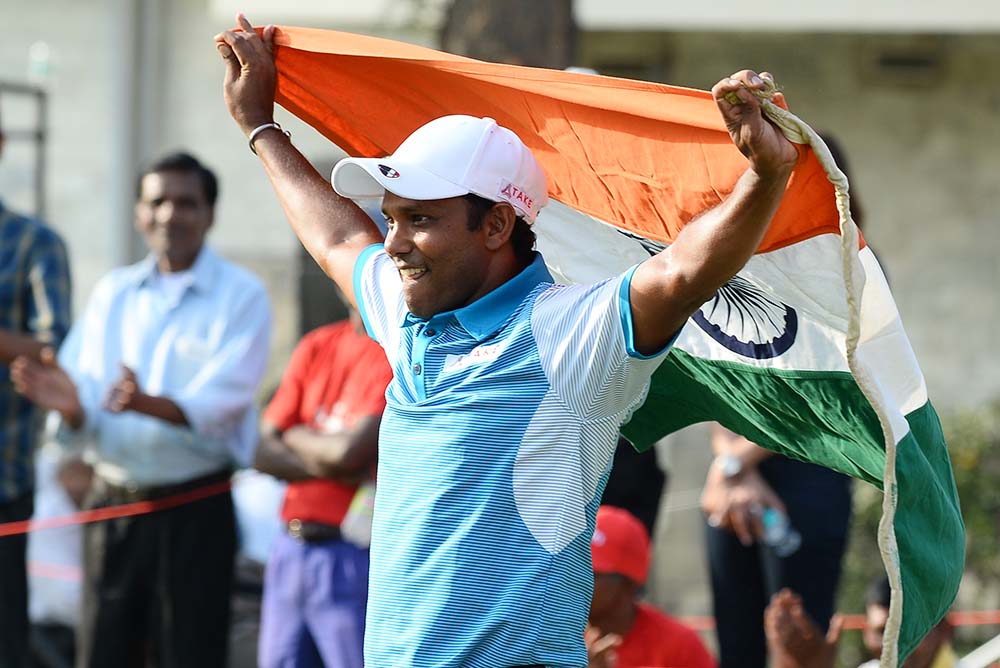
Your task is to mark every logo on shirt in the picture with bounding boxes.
[379,164,400,178]
[442,343,504,373]
[314,401,349,434]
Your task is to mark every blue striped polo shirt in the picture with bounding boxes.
[354,246,672,668]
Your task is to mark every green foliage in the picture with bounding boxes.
[944,401,1000,586]
[836,400,1000,666]
[837,481,885,668]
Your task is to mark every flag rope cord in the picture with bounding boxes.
[745,81,905,668]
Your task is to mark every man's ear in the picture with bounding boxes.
[482,203,517,251]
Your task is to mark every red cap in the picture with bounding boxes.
[591,505,651,586]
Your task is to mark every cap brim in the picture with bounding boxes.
[332,157,470,201]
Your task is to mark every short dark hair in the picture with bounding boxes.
[137,152,219,206]
[462,194,536,268]
[865,575,891,609]
[819,133,864,229]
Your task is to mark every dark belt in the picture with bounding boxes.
[99,469,232,503]
[285,519,342,543]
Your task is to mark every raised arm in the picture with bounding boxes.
[214,14,383,304]
[629,70,799,354]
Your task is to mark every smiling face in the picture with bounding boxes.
[381,191,499,319]
[135,170,214,273]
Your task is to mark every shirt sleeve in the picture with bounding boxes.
[531,266,675,423]
[172,280,273,451]
[353,244,406,350]
[25,227,72,348]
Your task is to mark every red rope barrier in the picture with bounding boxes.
[10,479,1000,636]
[0,480,232,537]
[680,611,1000,632]
[27,561,82,583]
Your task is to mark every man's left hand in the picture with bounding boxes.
[104,364,140,413]
[712,70,798,179]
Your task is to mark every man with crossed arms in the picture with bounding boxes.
[216,14,797,668]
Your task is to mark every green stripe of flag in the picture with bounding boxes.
[623,348,964,661]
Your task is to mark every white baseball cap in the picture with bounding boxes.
[331,115,548,224]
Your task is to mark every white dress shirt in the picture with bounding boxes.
[58,247,272,486]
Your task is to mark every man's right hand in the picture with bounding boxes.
[585,625,621,668]
[214,13,279,135]
[765,589,842,668]
[11,347,85,430]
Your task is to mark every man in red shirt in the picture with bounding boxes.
[588,505,717,668]
[254,307,392,668]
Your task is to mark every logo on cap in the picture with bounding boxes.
[379,164,400,179]
[592,529,606,546]
[498,180,534,212]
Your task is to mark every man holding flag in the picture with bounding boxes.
[215,13,798,668]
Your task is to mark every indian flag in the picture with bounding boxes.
[265,26,965,666]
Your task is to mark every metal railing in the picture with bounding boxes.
[959,633,1000,668]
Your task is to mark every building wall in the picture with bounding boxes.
[0,0,434,392]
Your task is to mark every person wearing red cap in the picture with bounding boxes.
[589,506,717,668]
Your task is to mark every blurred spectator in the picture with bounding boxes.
[587,505,716,668]
[231,468,285,566]
[1,101,73,668]
[601,435,667,537]
[701,424,852,668]
[763,588,842,668]
[254,304,392,668]
[763,579,956,668]
[13,151,272,667]
[27,439,91,668]
[859,578,956,668]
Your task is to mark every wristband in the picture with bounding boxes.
[248,122,291,155]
